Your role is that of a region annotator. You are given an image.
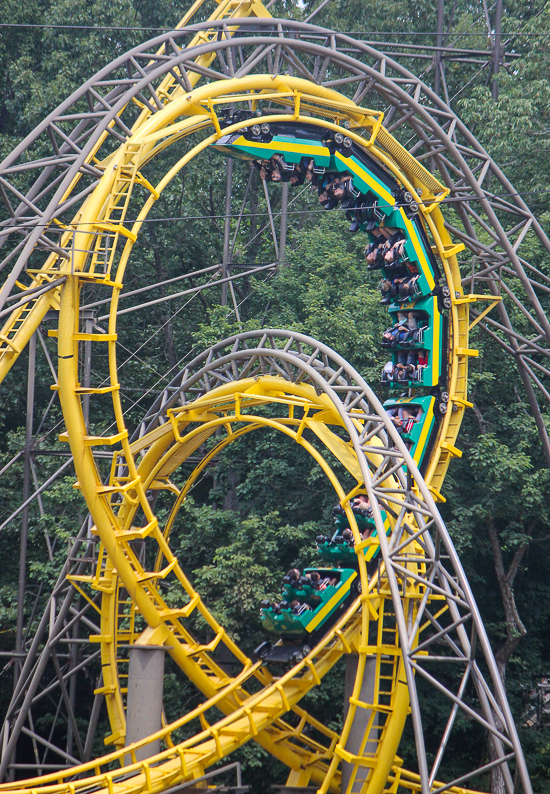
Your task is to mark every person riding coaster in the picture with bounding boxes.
[382,310,428,349]
[382,347,428,385]
[256,567,358,666]
[386,403,424,435]
[364,234,387,269]
[316,170,358,209]
[379,270,420,306]
[333,496,373,531]
[315,497,383,566]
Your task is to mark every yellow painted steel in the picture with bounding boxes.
[0,0,273,380]
[0,378,473,794]
[0,8,500,789]
[0,74,484,505]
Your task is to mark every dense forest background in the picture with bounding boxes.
[1,0,550,790]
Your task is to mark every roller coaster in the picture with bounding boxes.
[0,1,549,792]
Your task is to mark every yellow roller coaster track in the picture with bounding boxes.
[0,2,511,793]
[0,71,486,494]
[0,368,484,794]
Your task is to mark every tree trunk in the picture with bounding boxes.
[148,227,177,370]
[222,469,240,511]
[486,517,528,793]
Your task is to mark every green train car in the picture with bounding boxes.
[316,504,390,566]
[259,567,357,639]
[380,295,445,389]
[211,121,441,300]
[383,394,441,471]
[211,122,449,653]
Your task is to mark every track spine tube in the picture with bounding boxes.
[57,276,223,702]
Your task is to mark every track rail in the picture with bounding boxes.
[0,333,530,793]
[0,4,538,792]
[0,75,472,498]
[1,15,550,453]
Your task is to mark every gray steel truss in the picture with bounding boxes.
[0,11,544,790]
[0,17,547,458]
[122,328,533,794]
[0,524,105,779]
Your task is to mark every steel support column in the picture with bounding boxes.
[434,0,445,97]
[279,182,289,266]
[222,158,234,307]
[341,656,378,794]
[15,333,36,681]
[492,0,503,100]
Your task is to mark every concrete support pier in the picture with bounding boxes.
[270,788,318,794]
[341,655,378,794]
[126,645,165,761]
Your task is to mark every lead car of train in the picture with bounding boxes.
[212,115,453,476]
[254,501,386,666]
[211,114,453,665]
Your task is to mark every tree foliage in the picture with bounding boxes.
[0,0,550,789]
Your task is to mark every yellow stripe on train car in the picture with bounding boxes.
[413,398,435,465]
[231,136,330,160]
[305,571,357,632]
[334,151,395,206]
[431,296,441,385]
[398,208,436,291]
